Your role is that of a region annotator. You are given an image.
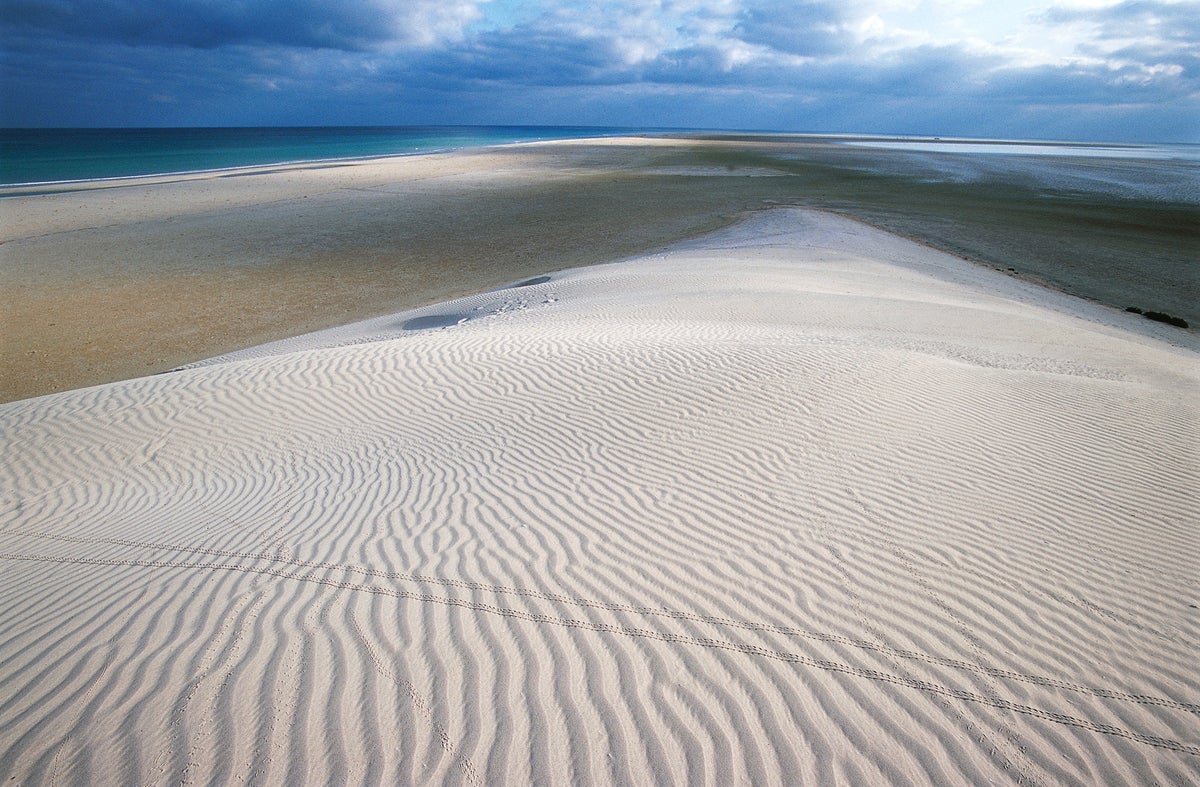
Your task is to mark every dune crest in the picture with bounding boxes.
[2,209,1197,784]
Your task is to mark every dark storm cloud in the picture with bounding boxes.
[0,0,481,50]
[409,24,628,87]
[733,0,852,56]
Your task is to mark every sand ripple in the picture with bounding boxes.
[2,209,1197,784]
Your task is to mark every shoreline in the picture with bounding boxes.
[0,136,616,197]
[0,126,664,192]
[0,152,457,195]
[2,135,1195,402]
[0,136,628,197]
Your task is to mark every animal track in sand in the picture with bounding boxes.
[3,547,1198,759]
[4,527,1196,716]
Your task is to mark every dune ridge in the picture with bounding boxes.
[1,208,1197,784]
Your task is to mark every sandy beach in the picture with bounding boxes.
[2,137,1195,403]
[2,201,1198,783]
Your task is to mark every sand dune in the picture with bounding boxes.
[1,209,1197,784]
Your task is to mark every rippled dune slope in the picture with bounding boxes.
[2,209,1197,785]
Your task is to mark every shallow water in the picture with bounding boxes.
[831,139,1200,204]
[841,139,1200,161]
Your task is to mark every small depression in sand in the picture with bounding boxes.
[402,313,472,330]
[510,275,553,288]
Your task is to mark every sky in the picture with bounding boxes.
[1,0,1197,141]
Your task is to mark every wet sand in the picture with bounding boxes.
[2,136,1195,402]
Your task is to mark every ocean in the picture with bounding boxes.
[0,126,654,186]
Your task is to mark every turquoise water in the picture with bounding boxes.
[0,126,652,186]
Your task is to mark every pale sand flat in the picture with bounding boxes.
[1,209,1197,784]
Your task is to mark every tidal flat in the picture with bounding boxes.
[2,135,1195,401]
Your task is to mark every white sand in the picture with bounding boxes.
[1,208,1197,784]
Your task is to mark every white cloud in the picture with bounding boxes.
[373,0,491,48]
